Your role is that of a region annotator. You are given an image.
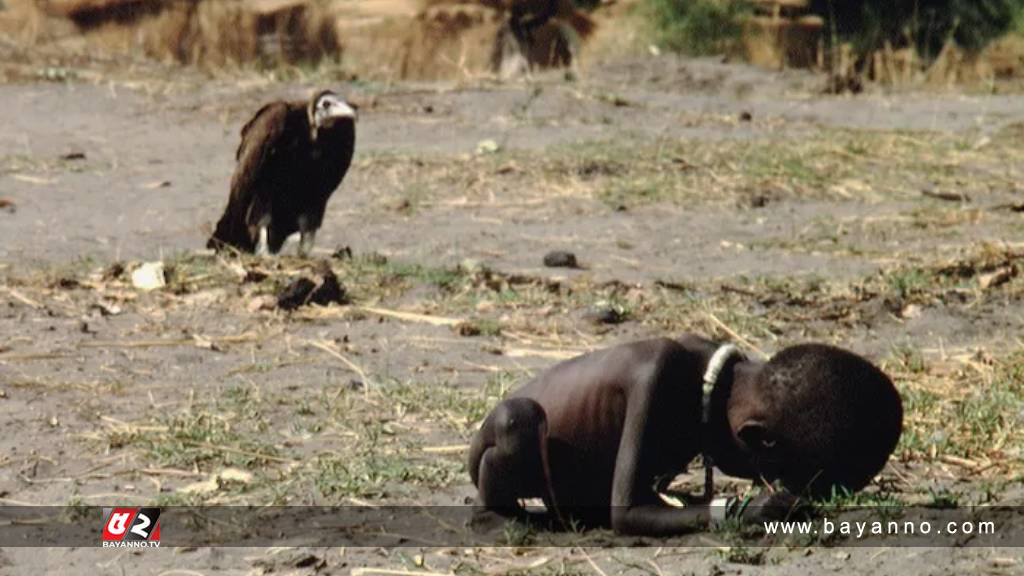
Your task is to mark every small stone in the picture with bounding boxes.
[294,555,324,569]
[102,262,125,281]
[476,139,500,155]
[365,252,389,266]
[243,269,268,283]
[979,266,1015,290]
[90,302,122,316]
[456,322,481,337]
[247,295,277,312]
[739,111,753,122]
[180,477,219,495]
[332,245,353,260]
[900,304,922,319]
[583,304,627,325]
[130,261,166,291]
[0,390,7,399]
[218,468,253,484]
[542,250,579,269]
[459,258,484,274]
[753,194,771,208]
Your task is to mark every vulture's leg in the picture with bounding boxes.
[255,215,272,257]
[298,216,316,257]
[298,230,316,257]
[255,226,271,257]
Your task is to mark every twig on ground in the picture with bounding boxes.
[308,339,371,387]
[179,441,296,464]
[4,287,42,309]
[351,569,453,576]
[579,548,609,576]
[357,305,463,327]
[79,333,258,349]
[704,312,769,360]
[503,348,582,360]
[420,444,469,454]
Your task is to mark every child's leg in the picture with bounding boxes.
[468,397,553,521]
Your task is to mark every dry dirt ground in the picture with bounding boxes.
[1,47,1024,575]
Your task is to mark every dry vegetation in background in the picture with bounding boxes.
[0,0,622,80]
[4,0,1023,86]
[21,0,341,66]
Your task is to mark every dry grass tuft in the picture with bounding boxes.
[397,2,500,81]
[11,0,608,80]
[823,33,1024,92]
[28,0,342,67]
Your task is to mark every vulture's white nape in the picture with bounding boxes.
[313,93,357,128]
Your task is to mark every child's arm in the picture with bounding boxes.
[608,343,712,535]
[609,415,709,533]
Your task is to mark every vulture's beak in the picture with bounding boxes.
[328,101,357,121]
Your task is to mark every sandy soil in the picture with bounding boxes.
[1,52,1023,575]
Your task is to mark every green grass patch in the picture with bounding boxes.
[312,449,463,499]
[372,373,515,436]
[896,351,1024,463]
[643,0,752,55]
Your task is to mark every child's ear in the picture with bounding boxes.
[737,421,778,453]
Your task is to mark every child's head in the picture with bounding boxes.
[731,344,903,497]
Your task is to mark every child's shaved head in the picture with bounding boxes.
[752,344,903,497]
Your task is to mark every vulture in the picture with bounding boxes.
[208,90,357,256]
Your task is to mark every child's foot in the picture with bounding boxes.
[468,507,512,534]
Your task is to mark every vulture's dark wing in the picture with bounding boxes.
[236,102,286,160]
[210,102,298,252]
[229,102,293,223]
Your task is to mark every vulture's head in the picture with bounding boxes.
[309,91,357,140]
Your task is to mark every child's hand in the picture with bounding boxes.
[741,490,807,522]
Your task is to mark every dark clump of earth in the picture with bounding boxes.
[332,245,354,260]
[543,250,580,269]
[277,264,348,310]
[583,304,627,325]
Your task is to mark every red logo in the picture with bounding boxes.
[102,507,161,548]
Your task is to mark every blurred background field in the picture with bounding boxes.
[2,0,1023,86]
